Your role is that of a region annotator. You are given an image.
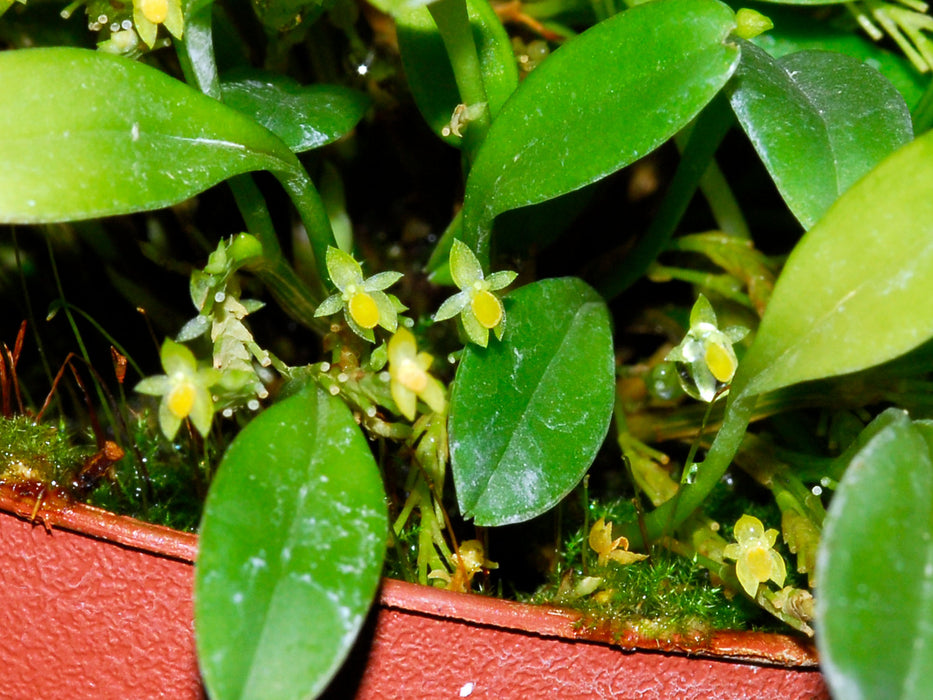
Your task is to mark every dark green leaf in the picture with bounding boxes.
[449,277,614,526]
[395,0,519,145]
[728,43,912,228]
[817,410,933,698]
[251,0,328,31]
[461,0,740,261]
[196,386,387,700]
[222,73,370,153]
[0,47,301,223]
[733,129,933,399]
[751,5,926,108]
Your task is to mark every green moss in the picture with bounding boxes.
[0,415,89,485]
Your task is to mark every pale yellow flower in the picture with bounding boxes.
[588,517,648,567]
[387,328,446,420]
[723,514,787,597]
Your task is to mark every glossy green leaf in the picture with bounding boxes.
[461,0,740,261]
[221,74,370,153]
[817,410,933,699]
[0,47,302,223]
[751,5,926,108]
[196,385,387,700]
[395,0,519,145]
[727,43,912,228]
[449,277,614,526]
[733,129,933,399]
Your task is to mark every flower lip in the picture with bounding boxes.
[167,377,196,418]
[349,291,380,329]
[471,289,503,329]
[141,0,169,24]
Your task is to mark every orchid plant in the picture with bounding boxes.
[4,0,933,697]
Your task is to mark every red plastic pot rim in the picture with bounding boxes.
[0,486,819,669]
[0,483,198,562]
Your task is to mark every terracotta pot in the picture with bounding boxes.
[0,486,829,699]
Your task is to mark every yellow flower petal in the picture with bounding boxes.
[166,379,196,419]
[705,340,737,383]
[746,545,775,583]
[397,358,429,393]
[735,558,760,597]
[349,290,380,329]
[140,0,168,24]
[471,288,503,329]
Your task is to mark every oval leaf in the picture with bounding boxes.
[221,73,370,153]
[395,0,519,145]
[0,47,301,223]
[728,43,912,228]
[461,0,739,258]
[449,277,615,526]
[195,386,388,700]
[734,129,933,399]
[817,411,933,699]
[751,6,926,108]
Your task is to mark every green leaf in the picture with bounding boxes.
[395,0,519,145]
[251,0,328,31]
[461,0,740,262]
[195,385,388,700]
[727,42,913,228]
[733,129,933,399]
[0,47,302,223]
[817,410,933,699]
[221,73,370,153]
[751,5,926,109]
[448,277,614,526]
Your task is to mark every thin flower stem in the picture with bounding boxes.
[621,392,756,549]
[46,235,118,430]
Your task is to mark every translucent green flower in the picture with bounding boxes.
[133,0,184,48]
[723,514,787,597]
[433,239,517,347]
[135,339,219,439]
[665,294,748,402]
[387,328,447,421]
[314,246,404,343]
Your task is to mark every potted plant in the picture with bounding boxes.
[2,0,933,697]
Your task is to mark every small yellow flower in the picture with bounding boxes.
[666,294,748,402]
[588,517,648,568]
[433,240,517,347]
[723,514,787,597]
[135,339,219,439]
[387,328,447,420]
[428,539,497,593]
[133,0,184,48]
[314,246,404,343]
